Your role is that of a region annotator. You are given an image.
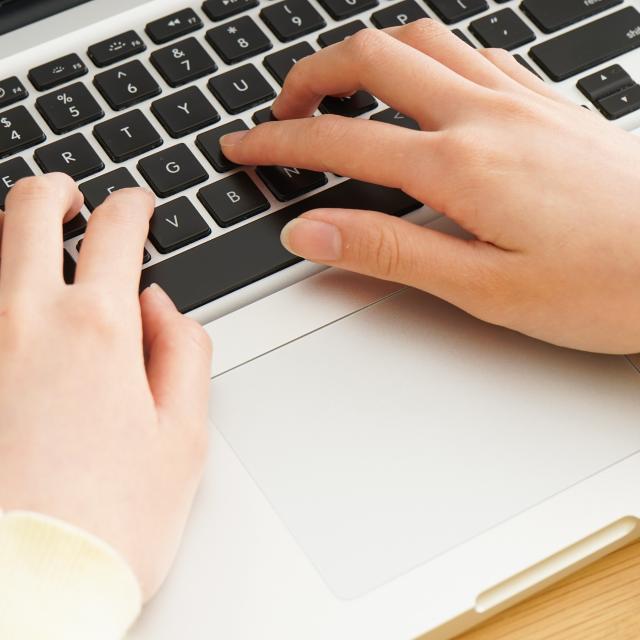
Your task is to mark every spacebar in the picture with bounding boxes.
[139,180,421,313]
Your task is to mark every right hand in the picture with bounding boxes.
[221,20,640,355]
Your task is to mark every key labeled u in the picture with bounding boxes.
[233,79,249,92]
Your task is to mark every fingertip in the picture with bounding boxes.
[141,282,178,312]
[281,214,343,262]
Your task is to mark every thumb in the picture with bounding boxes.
[280,208,500,305]
[140,283,212,428]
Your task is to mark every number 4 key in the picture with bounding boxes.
[0,106,46,160]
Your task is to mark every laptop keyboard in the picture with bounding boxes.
[1,0,640,315]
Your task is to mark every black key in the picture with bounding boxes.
[149,197,211,253]
[260,0,326,42]
[141,180,420,311]
[208,64,276,114]
[206,16,272,65]
[0,160,82,238]
[370,107,419,130]
[152,86,220,138]
[520,0,623,34]
[0,77,28,109]
[94,60,161,110]
[79,167,139,211]
[202,0,258,22]
[34,133,104,181]
[578,64,634,103]
[317,20,366,47]
[318,0,377,20]
[138,143,208,197]
[36,83,104,135]
[372,0,428,29]
[0,157,33,208]
[146,8,203,44]
[252,106,276,124]
[452,29,475,48]
[0,106,46,159]
[195,119,248,172]
[63,213,87,240]
[597,84,640,120]
[320,91,377,116]
[426,0,487,24]
[150,38,217,88]
[529,8,640,82]
[94,109,163,162]
[87,31,146,67]
[198,171,269,227]
[264,42,315,85]
[257,165,327,201]
[63,250,76,285]
[28,54,87,91]
[514,53,542,79]
[469,9,535,51]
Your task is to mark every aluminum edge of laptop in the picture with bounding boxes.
[3,1,640,639]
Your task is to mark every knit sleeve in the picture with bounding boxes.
[0,510,142,640]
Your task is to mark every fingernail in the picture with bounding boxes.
[146,282,176,309]
[281,217,342,262]
[219,130,248,147]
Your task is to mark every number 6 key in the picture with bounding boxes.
[94,60,161,111]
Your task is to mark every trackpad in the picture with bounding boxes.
[210,289,640,599]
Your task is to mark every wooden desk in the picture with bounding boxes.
[455,540,640,640]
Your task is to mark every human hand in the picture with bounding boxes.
[221,20,640,354]
[0,174,212,600]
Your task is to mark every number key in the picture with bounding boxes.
[94,60,161,111]
[317,0,378,21]
[0,106,46,159]
[260,0,326,42]
[151,38,217,87]
[36,83,104,134]
[206,16,272,65]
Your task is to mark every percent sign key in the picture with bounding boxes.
[36,82,104,134]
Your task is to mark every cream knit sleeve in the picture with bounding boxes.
[0,511,142,640]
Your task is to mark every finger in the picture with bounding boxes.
[221,116,433,197]
[272,25,482,129]
[385,20,517,92]
[140,283,212,428]
[280,208,504,308]
[478,48,574,105]
[0,173,82,293]
[75,188,154,296]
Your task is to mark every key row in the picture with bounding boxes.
[0,104,412,208]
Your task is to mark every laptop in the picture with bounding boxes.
[2,0,640,637]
